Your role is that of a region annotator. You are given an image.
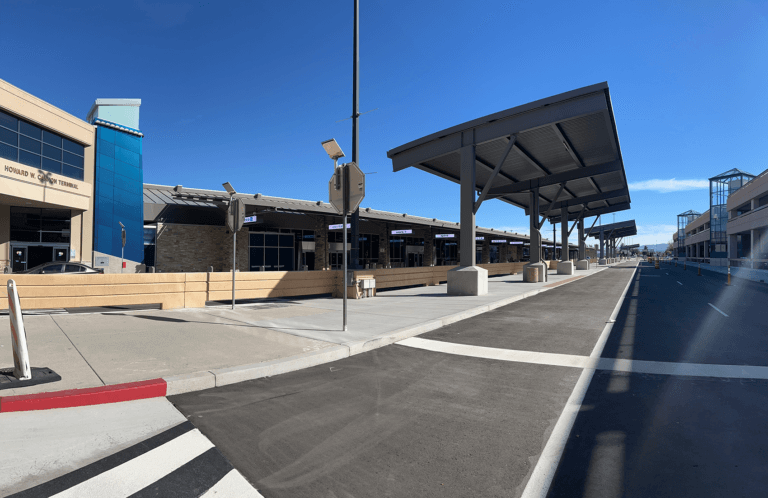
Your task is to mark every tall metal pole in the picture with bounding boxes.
[350,0,361,270]
[231,194,236,310]
[342,164,348,331]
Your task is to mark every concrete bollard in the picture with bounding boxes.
[524,266,539,283]
[7,279,31,381]
[727,266,731,286]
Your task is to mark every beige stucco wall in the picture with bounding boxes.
[727,170,768,212]
[0,78,95,267]
[684,209,710,235]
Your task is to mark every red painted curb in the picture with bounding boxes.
[0,378,167,413]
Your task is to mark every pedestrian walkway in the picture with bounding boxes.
[675,259,768,283]
[0,263,612,399]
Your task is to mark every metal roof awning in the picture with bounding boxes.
[387,82,631,222]
[587,220,637,239]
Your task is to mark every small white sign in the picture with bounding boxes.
[475,237,484,241]
[94,256,110,267]
[391,229,412,235]
[329,223,351,230]
[509,241,523,245]
[244,215,258,224]
[70,249,76,258]
[435,234,454,239]
[491,239,506,243]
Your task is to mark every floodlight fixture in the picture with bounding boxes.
[321,139,345,161]
[222,182,236,195]
[118,221,125,229]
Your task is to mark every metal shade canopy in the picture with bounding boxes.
[587,220,638,239]
[387,82,631,221]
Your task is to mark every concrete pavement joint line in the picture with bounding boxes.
[708,303,728,317]
[521,262,639,498]
[50,315,106,386]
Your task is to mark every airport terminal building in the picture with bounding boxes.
[1,79,584,274]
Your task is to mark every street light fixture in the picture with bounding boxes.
[322,139,348,331]
[223,182,237,309]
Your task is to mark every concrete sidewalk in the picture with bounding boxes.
[0,263,614,399]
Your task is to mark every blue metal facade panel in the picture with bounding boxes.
[93,126,144,263]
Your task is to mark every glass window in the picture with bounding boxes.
[42,157,62,174]
[0,141,16,161]
[19,121,42,139]
[0,110,18,130]
[143,227,156,245]
[279,234,293,247]
[41,264,63,274]
[63,151,84,167]
[19,135,41,154]
[250,247,265,270]
[62,164,84,180]
[62,138,84,156]
[265,233,279,247]
[18,149,41,167]
[250,233,264,246]
[0,126,17,146]
[43,144,61,160]
[43,130,62,147]
[65,264,86,273]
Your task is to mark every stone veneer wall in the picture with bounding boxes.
[155,223,249,273]
[313,216,328,270]
[481,239,490,264]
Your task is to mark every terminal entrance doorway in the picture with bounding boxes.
[11,245,69,272]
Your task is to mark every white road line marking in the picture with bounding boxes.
[201,469,265,497]
[398,338,768,380]
[708,303,728,317]
[53,429,214,498]
[677,281,683,285]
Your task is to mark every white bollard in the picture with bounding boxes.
[7,279,31,380]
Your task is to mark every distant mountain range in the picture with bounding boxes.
[621,243,670,253]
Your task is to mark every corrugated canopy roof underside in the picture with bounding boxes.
[387,82,630,222]
[587,220,637,239]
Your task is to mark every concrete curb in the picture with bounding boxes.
[0,266,611,411]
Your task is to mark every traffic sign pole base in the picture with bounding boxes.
[0,367,61,391]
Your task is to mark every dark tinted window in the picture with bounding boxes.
[19,135,41,153]
[19,121,42,139]
[62,138,84,156]
[279,234,293,247]
[65,264,85,273]
[0,126,17,146]
[0,110,18,130]
[0,142,16,161]
[63,164,84,180]
[63,151,84,167]
[43,144,61,160]
[250,233,264,246]
[265,234,279,247]
[18,149,41,167]
[41,264,63,274]
[42,157,62,174]
[43,130,62,147]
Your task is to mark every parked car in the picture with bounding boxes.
[19,262,103,274]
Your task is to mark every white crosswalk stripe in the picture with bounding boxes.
[9,422,264,498]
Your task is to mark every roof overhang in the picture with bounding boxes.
[387,82,631,221]
[587,219,637,239]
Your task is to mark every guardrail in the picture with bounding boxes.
[1,261,568,311]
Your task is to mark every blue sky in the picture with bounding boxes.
[2,0,767,247]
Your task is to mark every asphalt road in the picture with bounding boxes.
[170,264,635,497]
[169,260,768,497]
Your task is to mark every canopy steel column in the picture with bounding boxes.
[523,187,547,281]
[561,215,568,261]
[459,144,476,267]
[557,205,574,274]
[447,143,488,295]
[599,228,606,264]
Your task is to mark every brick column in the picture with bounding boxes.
[500,242,509,262]
[377,223,388,268]
[314,216,328,270]
[424,228,434,266]
[481,238,490,264]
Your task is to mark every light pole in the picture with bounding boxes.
[223,182,237,310]
[322,139,348,331]
[118,222,125,274]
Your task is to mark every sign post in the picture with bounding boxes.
[119,221,126,273]
[227,198,245,310]
[328,161,365,331]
